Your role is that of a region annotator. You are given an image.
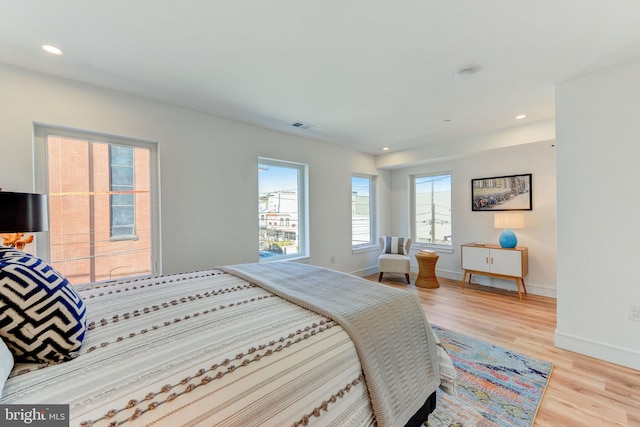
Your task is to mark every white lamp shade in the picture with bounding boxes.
[494,213,524,230]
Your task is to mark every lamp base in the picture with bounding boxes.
[499,229,518,248]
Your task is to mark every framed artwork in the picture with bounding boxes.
[471,173,532,211]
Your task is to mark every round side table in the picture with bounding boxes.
[415,251,440,288]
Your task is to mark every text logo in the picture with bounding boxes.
[1,405,69,426]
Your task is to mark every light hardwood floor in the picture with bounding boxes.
[365,273,640,427]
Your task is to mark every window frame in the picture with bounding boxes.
[410,172,454,253]
[351,174,377,249]
[258,157,309,262]
[33,124,161,280]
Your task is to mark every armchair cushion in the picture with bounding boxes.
[382,236,408,255]
[378,254,411,272]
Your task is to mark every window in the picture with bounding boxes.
[34,126,159,284]
[412,173,452,247]
[352,175,375,247]
[109,145,136,238]
[258,158,308,260]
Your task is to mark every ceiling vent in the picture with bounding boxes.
[454,67,477,81]
[290,121,313,130]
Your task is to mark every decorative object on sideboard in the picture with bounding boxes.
[0,191,49,249]
[494,212,524,248]
[471,173,532,211]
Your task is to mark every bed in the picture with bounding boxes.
[1,250,443,427]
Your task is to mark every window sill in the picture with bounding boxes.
[259,254,310,263]
[352,244,379,254]
[109,235,139,242]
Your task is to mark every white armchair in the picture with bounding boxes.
[378,236,412,284]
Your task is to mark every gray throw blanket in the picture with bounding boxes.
[220,262,440,427]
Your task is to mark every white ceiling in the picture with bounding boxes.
[3,1,640,154]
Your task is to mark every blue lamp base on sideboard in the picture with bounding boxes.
[499,228,518,248]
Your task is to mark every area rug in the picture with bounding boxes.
[427,325,553,427]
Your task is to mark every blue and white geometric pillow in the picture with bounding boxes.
[0,246,24,259]
[0,251,86,363]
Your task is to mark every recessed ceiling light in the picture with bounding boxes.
[515,114,527,120]
[382,147,390,151]
[42,44,63,55]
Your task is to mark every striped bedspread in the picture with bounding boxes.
[1,264,438,426]
[221,262,440,427]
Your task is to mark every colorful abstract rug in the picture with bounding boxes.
[427,325,553,427]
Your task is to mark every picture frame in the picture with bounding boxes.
[471,173,532,211]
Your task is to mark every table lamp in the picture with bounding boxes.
[494,212,524,248]
[0,191,48,249]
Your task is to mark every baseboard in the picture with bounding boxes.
[555,330,640,371]
[429,269,461,282]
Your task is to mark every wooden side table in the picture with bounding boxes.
[415,251,440,288]
[460,243,528,299]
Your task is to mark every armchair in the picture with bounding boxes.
[378,236,412,284]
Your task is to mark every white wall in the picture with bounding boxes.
[556,59,640,370]
[0,64,386,276]
[385,139,557,297]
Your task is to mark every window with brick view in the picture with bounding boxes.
[45,134,154,284]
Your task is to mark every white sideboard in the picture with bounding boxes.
[460,243,529,299]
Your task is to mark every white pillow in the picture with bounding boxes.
[0,338,14,396]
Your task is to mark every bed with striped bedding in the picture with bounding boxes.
[1,263,439,426]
